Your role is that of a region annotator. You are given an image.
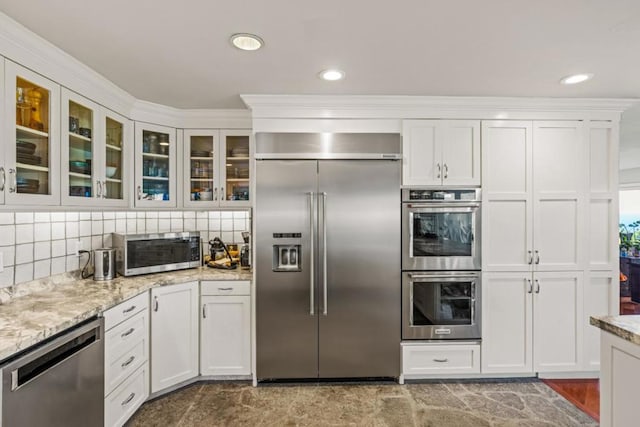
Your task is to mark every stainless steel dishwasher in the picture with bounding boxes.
[1,317,104,427]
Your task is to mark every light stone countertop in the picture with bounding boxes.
[0,267,252,363]
[590,315,640,346]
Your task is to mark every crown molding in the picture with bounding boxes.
[131,100,251,129]
[241,94,638,121]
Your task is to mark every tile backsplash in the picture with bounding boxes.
[0,210,251,288]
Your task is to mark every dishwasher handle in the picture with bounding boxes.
[7,318,103,392]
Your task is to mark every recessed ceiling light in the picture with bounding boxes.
[319,69,345,81]
[560,73,594,85]
[230,33,263,51]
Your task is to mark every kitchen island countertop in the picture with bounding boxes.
[0,267,251,362]
[590,314,640,346]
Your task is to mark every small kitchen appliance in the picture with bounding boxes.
[208,237,237,269]
[93,248,116,281]
[240,231,251,269]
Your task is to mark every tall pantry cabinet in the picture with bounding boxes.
[481,120,617,375]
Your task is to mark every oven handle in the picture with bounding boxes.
[406,203,481,209]
[408,273,479,280]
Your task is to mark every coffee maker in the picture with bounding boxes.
[240,232,251,269]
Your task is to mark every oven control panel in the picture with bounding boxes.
[402,188,480,202]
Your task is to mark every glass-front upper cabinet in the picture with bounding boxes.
[135,122,176,207]
[102,111,131,206]
[4,61,60,205]
[220,130,250,207]
[183,129,251,207]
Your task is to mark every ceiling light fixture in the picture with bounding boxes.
[230,33,264,51]
[559,73,594,85]
[319,69,345,81]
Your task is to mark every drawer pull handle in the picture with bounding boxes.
[433,358,448,363]
[122,392,135,406]
[121,328,135,338]
[121,356,135,368]
[123,305,136,314]
[218,287,233,291]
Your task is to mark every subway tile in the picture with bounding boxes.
[34,222,51,242]
[34,241,50,261]
[196,218,208,231]
[0,213,14,225]
[103,234,113,247]
[170,218,183,231]
[34,212,50,223]
[79,221,91,237]
[0,225,15,246]
[51,212,66,222]
[0,267,14,287]
[65,212,79,221]
[103,212,115,220]
[209,219,221,232]
[146,211,158,219]
[51,222,65,240]
[92,220,103,235]
[184,219,196,231]
[126,219,137,233]
[183,211,195,219]
[15,213,34,224]
[16,224,34,244]
[51,257,66,275]
[126,212,137,219]
[145,219,158,233]
[209,211,220,220]
[91,212,103,220]
[233,211,246,219]
[91,236,103,250]
[233,218,245,230]
[158,219,170,232]
[15,263,33,284]
[0,246,15,267]
[34,259,50,280]
[196,211,208,220]
[80,237,91,253]
[221,219,233,231]
[220,211,233,219]
[137,219,146,233]
[116,212,126,219]
[79,212,91,220]
[158,211,171,219]
[66,239,79,256]
[115,219,127,233]
[171,211,183,219]
[103,220,115,234]
[221,231,233,242]
[65,222,79,239]
[51,240,66,257]
[137,212,146,219]
[233,231,244,243]
[66,255,78,272]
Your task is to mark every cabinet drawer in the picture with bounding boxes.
[402,343,480,375]
[104,292,148,331]
[105,363,148,427]
[106,309,148,357]
[201,280,250,296]
[105,334,148,396]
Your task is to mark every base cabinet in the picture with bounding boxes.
[200,281,251,376]
[402,342,480,378]
[150,281,199,393]
[482,272,583,374]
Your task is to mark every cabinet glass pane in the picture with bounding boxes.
[225,135,249,201]
[15,77,51,195]
[68,100,94,198]
[105,117,124,200]
[189,135,215,202]
[142,130,170,200]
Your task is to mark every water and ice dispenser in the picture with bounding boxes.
[272,233,302,271]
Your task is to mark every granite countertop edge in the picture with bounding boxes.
[0,267,252,363]
[590,315,640,346]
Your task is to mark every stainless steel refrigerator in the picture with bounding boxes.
[255,133,401,380]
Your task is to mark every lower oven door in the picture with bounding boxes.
[402,203,481,271]
[402,271,481,340]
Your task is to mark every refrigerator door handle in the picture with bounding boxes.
[309,191,315,315]
[322,191,328,316]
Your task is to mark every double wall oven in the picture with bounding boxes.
[402,188,481,340]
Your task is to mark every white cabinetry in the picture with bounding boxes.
[402,342,480,378]
[134,122,177,208]
[3,60,60,205]
[402,120,480,186]
[200,281,251,376]
[150,281,199,393]
[103,292,149,427]
[482,271,583,374]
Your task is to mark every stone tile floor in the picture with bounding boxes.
[127,379,597,426]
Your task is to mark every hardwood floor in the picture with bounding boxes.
[542,379,599,422]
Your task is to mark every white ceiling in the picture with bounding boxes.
[0,0,639,157]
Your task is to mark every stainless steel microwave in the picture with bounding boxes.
[112,232,201,276]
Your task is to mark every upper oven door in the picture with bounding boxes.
[402,203,481,271]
